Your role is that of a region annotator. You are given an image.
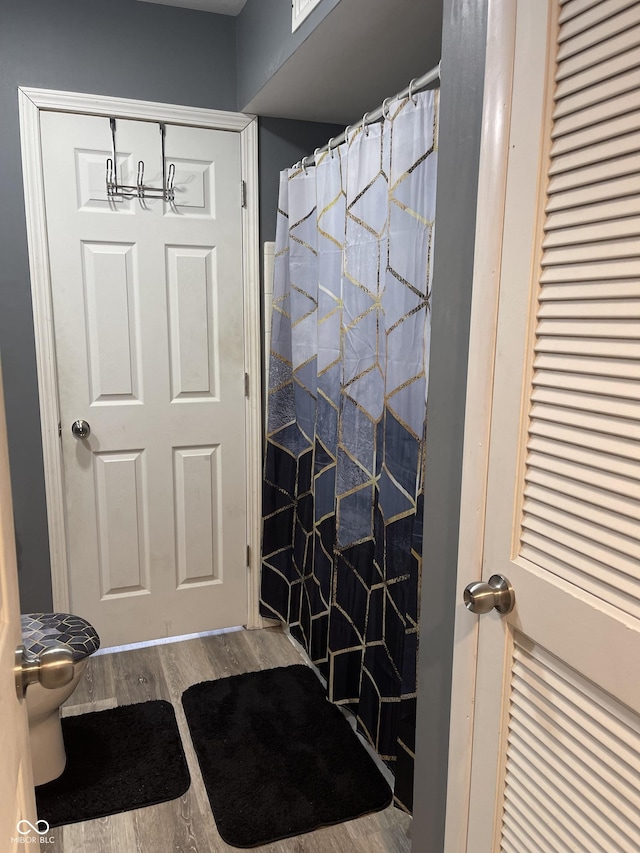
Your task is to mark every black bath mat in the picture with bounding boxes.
[181,664,392,848]
[35,700,190,827]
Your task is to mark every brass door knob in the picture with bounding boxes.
[15,644,75,699]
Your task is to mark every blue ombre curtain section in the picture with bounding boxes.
[260,89,439,812]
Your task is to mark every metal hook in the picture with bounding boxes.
[328,137,336,159]
[159,122,172,201]
[361,111,370,136]
[408,78,419,105]
[107,118,119,194]
[302,155,309,174]
[166,163,175,200]
[313,147,321,166]
[136,161,145,197]
[106,158,114,195]
[105,116,176,202]
[382,98,393,120]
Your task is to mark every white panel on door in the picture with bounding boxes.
[94,450,149,597]
[173,446,222,587]
[167,158,216,216]
[166,246,219,400]
[83,242,141,403]
[75,149,133,213]
[502,640,640,853]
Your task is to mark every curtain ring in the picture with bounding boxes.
[302,155,309,174]
[409,78,419,105]
[328,137,336,159]
[313,147,321,165]
[361,111,370,136]
[345,124,355,144]
[382,97,393,120]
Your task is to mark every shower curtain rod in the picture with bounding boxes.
[299,61,441,169]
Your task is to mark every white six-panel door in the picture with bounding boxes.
[448,0,640,849]
[39,111,248,646]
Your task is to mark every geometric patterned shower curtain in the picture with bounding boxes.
[260,89,439,813]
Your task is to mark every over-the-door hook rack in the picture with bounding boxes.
[106,118,176,202]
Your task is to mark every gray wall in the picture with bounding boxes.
[411,0,488,850]
[258,117,343,250]
[239,0,442,125]
[0,0,340,611]
[236,0,342,110]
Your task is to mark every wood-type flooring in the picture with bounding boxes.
[40,627,411,852]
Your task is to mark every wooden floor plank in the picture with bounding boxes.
[69,653,116,708]
[158,634,218,700]
[241,625,304,669]
[109,643,169,705]
[130,793,215,853]
[40,627,411,853]
[61,698,117,718]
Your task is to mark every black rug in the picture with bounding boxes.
[36,700,190,827]
[182,664,392,848]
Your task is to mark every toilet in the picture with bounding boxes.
[21,613,100,786]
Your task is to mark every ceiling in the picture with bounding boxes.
[136,0,247,14]
[135,0,441,126]
[244,0,442,125]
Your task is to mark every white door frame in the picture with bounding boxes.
[18,87,264,630]
[443,0,520,848]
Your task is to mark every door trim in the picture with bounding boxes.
[443,0,518,848]
[18,87,263,629]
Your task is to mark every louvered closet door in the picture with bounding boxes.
[462,0,640,850]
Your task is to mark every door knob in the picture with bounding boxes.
[15,644,75,700]
[464,574,515,615]
[71,419,91,439]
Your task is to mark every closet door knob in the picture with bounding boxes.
[463,574,515,615]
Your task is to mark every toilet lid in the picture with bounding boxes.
[21,613,101,662]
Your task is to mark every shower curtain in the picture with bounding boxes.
[260,89,438,813]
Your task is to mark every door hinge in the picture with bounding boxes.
[241,180,247,208]
[246,544,251,566]
[58,421,62,437]
[244,372,249,397]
